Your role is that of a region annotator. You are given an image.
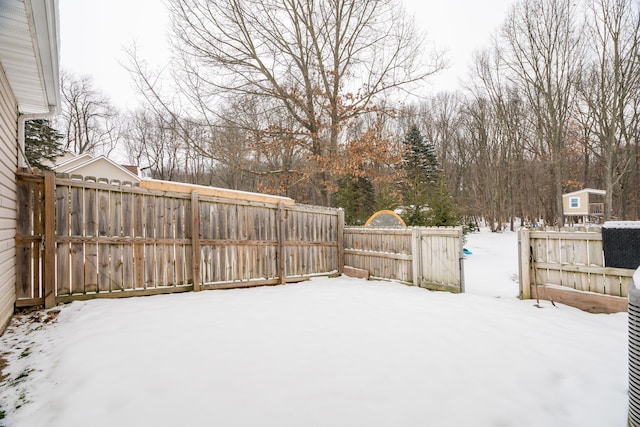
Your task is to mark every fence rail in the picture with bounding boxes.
[344,226,464,292]
[518,227,634,313]
[15,171,343,307]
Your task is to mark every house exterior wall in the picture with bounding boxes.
[0,65,18,331]
[563,191,589,215]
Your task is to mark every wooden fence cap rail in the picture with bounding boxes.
[140,178,295,206]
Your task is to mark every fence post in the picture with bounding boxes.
[458,227,465,293]
[337,208,344,275]
[191,191,201,292]
[277,202,286,284]
[411,228,421,287]
[518,228,531,299]
[43,171,56,308]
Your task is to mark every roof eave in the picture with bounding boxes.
[0,0,60,115]
[563,188,607,197]
[29,0,61,114]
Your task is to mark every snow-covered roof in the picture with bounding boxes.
[563,188,606,197]
[0,0,60,114]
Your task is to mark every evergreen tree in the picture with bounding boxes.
[423,180,460,227]
[335,175,375,225]
[373,182,400,213]
[400,124,458,227]
[400,125,437,226]
[402,124,439,187]
[25,119,64,170]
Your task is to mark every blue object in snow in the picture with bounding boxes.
[463,248,472,255]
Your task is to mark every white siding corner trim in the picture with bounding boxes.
[0,65,18,331]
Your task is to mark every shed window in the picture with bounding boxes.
[570,197,579,208]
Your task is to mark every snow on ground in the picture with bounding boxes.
[0,230,629,426]
[464,228,520,298]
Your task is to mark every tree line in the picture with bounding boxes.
[31,0,640,228]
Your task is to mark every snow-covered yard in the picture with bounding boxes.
[0,230,629,426]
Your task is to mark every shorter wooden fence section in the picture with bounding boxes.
[518,227,634,313]
[344,227,464,293]
[15,171,344,308]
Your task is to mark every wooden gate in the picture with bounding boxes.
[344,227,464,293]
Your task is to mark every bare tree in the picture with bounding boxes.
[57,70,121,156]
[499,0,584,225]
[162,0,444,205]
[124,110,185,181]
[577,0,640,220]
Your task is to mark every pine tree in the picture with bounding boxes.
[423,180,460,227]
[400,125,458,227]
[400,125,437,226]
[25,119,64,170]
[402,125,439,187]
[335,175,375,225]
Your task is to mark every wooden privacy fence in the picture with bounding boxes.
[344,227,464,293]
[518,227,634,313]
[15,171,344,308]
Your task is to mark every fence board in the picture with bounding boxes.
[144,195,155,288]
[122,190,133,237]
[56,184,70,295]
[122,244,133,290]
[588,239,603,266]
[109,189,124,291]
[70,185,84,294]
[16,177,33,299]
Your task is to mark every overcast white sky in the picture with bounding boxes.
[59,0,516,110]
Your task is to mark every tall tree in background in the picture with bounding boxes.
[58,71,121,156]
[124,110,187,181]
[578,0,640,220]
[500,0,583,225]
[164,0,444,206]
[466,49,536,230]
[24,119,64,170]
[400,125,439,225]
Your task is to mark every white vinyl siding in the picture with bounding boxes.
[0,64,17,332]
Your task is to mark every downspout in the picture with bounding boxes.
[17,106,57,171]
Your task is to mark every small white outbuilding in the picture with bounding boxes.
[562,188,606,225]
